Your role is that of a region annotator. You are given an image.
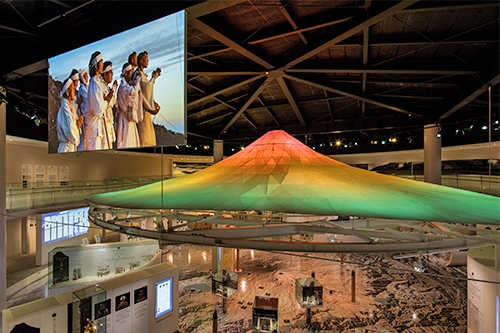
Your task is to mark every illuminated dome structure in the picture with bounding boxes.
[87,130,499,253]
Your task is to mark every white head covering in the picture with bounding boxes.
[102,63,113,74]
[90,53,103,69]
[60,78,73,98]
[79,69,88,86]
[121,64,133,77]
[70,72,79,82]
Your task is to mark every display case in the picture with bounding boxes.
[70,284,108,333]
[211,270,238,298]
[295,277,323,308]
[252,296,278,332]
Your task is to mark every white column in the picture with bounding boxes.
[212,140,223,273]
[213,140,223,164]
[0,99,6,311]
[424,124,441,185]
[21,217,29,254]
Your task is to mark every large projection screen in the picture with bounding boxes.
[48,10,186,153]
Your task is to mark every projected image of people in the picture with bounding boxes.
[56,77,83,153]
[48,10,187,154]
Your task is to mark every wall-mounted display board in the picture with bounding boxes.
[3,263,179,333]
[48,240,159,289]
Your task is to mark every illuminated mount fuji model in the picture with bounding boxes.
[87,130,499,253]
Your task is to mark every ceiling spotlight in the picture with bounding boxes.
[481,124,488,130]
[436,125,442,138]
[381,140,386,145]
[389,137,397,143]
[335,140,342,146]
[240,145,245,150]
[493,120,500,131]
[371,140,378,145]
[455,128,465,136]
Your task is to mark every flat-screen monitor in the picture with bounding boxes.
[48,10,186,153]
[155,277,173,318]
[42,207,89,244]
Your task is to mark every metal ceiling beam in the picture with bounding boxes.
[220,78,271,135]
[279,0,307,45]
[284,74,424,117]
[287,68,478,75]
[187,74,266,107]
[285,0,420,68]
[37,0,95,28]
[436,74,500,122]
[256,96,280,127]
[186,0,246,20]
[2,59,48,82]
[187,47,231,61]
[189,18,274,70]
[276,76,307,127]
[361,24,369,118]
[241,113,258,129]
[247,16,352,45]
[197,112,233,125]
[48,0,72,9]
[338,37,499,47]
[188,70,267,75]
[401,2,499,13]
[0,24,35,36]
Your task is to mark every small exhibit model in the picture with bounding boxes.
[295,277,323,308]
[252,296,278,332]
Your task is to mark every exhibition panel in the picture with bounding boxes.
[2,263,179,333]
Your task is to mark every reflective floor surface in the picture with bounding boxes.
[168,245,467,333]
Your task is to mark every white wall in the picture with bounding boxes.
[331,141,500,170]
[467,247,500,333]
[6,218,21,258]
[6,136,214,185]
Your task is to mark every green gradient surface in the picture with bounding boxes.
[88,130,500,224]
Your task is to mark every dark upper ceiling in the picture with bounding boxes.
[1,0,499,155]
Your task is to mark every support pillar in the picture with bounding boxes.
[235,248,242,272]
[496,244,499,270]
[0,98,7,311]
[424,124,442,185]
[21,217,29,254]
[212,310,218,332]
[351,270,356,302]
[212,140,223,274]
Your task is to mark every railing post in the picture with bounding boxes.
[51,186,54,206]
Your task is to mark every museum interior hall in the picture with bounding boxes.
[0,1,499,333]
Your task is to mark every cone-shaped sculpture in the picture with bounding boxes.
[88,130,499,224]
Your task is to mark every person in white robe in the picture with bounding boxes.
[77,69,89,151]
[101,61,117,149]
[116,63,142,148]
[84,52,114,150]
[134,51,161,147]
[56,78,83,153]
